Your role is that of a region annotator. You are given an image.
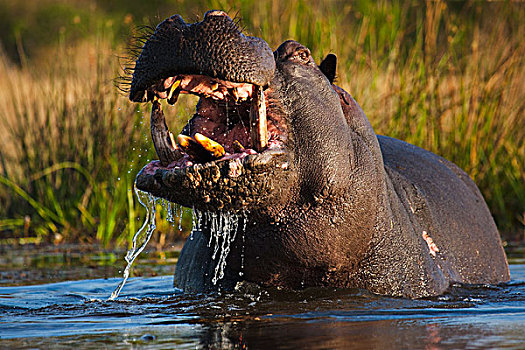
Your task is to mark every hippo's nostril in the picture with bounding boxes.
[168,14,186,27]
[205,10,229,19]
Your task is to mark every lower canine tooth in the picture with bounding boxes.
[194,133,225,158]
[150,101,182,166]
[177,134,193,149]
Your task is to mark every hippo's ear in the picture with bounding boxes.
[319,54,337,84]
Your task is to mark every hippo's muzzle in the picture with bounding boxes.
[129,11,293,212]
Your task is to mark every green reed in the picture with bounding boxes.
[0,0,523,246]
[0,31,195,246]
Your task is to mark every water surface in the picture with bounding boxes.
[0,246,524,349]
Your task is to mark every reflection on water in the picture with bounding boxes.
[0,246,524,349]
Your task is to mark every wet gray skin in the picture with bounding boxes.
[129,11,509,298]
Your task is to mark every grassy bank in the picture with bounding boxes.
[0,0,523,247]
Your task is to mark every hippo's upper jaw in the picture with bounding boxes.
[130,11,297,212]
[129,10,275,101]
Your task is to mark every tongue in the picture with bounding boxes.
[249,85,268,152]
[150,101,182,166]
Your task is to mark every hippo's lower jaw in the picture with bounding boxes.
[135,145,292,212]
[135,73,293,212]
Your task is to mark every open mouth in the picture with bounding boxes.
[134,73,291,211]
[143,72,289,169]
[143,73,286,170]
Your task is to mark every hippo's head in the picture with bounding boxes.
[129,10,360,218]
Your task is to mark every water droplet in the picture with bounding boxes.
[178,206,184,231]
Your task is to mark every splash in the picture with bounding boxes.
[108,188,158,300]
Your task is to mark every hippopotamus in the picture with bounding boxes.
[127,11,509,298]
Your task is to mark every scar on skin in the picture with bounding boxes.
[422,231,440,257]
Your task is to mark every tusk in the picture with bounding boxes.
[150,101,182,166]
[249,85,268,152]
[194,133,225,159]
[168,79,181,100]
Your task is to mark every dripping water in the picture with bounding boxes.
[164,200,174,223]
[161,199,182,226]
[239,210,249,277]
[178,206,184,231]
[193,209,246,285]
[109,186,248,298]
[109,188,158,300]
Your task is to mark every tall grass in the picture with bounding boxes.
[236,0,524,240]
[0,32,194,246]
[0,0,523,245]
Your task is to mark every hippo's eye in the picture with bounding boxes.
[297,49,310,62]
[289,48,311,64]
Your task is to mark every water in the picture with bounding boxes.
[110,189,158,300]
[193,209,243,284]
[113,183,248,297]
[110,189,245,300]
[0,245,524,349]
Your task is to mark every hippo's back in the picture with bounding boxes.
[377,135,509,284]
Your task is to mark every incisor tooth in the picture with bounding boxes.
[177,134,192,149]
[194,133,225,158]
[176,134,216,163]
[232,140,245,153]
